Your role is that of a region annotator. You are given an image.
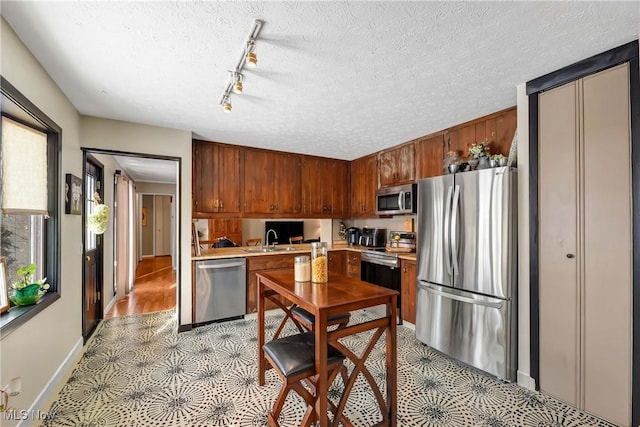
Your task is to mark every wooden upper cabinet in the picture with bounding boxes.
[350,154,377,218]
[416,134,445,178]
[302,157,349,218]
[192,140,241,215]
[443,106,516,160]
[243,149,301,215]
[275,153,302,214]
[457,123,476,157]
[378,143,415,187]
[494,107,517,156]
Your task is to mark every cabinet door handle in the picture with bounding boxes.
[566,254,575,259]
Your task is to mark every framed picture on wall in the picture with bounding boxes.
[142,207,147,226]
[0,258,9,314]
[65,173,82,215]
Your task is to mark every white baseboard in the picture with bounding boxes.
[18,337,83,427]
[401,320,415,331]
[517,370,536,390]
[104,296,117,315]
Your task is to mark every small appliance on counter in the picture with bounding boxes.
[359,227,387,248]
[345,227,361,246]
[386,231,416,252]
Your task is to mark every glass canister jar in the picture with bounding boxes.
[311,242,328,283]
[294,255,311,282]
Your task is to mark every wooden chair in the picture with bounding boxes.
[291,305,350,332]
[289,235,304,244]
[263,332,346,426]
[246,237,262,246]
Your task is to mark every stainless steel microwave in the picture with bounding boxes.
[375,183,417,215]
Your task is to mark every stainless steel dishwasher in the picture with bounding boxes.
[194,257,246,323]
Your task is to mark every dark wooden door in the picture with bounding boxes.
[83,154,104,342]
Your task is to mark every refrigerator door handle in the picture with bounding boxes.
[451,184,460,274]
[443,185,453,275]
[418,281,504,309]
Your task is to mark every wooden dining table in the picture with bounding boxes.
[257,269,398,427]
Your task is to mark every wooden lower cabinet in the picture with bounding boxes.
[246,253,305,313]
[345,251,361,279]
[400,259,416,324]
[327,250,345,274]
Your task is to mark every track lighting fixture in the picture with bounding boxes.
[222,96,232,114]
[218,19,263,113]
[233,72,243,94]
[245,41,257,69]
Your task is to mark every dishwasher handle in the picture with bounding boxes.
[197,261,246,270]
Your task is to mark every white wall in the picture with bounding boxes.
[515,84,534,389]
[1,17,84,419]
[79,117,192,326]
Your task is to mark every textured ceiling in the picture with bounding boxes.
[114,156,178,184]
[2,2,639,164]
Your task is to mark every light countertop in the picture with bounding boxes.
[192,243,416,262]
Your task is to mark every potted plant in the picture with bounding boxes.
[491,153,507,167]
[9,263,49,306]
[468,140,490,169]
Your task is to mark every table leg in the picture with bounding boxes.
[258,277,266,386]
[387,295,398,426]
[315,309,329,427]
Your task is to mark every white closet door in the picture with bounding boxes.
[582,63,632,426]
[538,81,580,406]
[154,195,172,256]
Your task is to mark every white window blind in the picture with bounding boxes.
[1,116,48,215]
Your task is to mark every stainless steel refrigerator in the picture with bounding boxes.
[415,166,517,381]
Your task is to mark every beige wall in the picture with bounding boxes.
[1,17,85,418]
[79,117,192,327]
[0,17,193,420]
[136,182,176,196]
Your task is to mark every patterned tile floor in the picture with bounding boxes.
[41,310,615,426]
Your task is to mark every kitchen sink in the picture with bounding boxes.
[273,246,298,252]
[244,248,275,253]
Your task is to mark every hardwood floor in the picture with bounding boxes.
[105,256,176,318]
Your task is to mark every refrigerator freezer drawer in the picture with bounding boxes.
[415,282,516,381]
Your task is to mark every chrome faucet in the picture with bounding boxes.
[266,229,278,248]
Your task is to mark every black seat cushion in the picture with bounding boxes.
[263,332,345,378]
[291,305,350,326]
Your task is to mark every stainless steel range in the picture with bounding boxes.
[360,249,401,320]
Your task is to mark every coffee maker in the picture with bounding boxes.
[345,227,361,246]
